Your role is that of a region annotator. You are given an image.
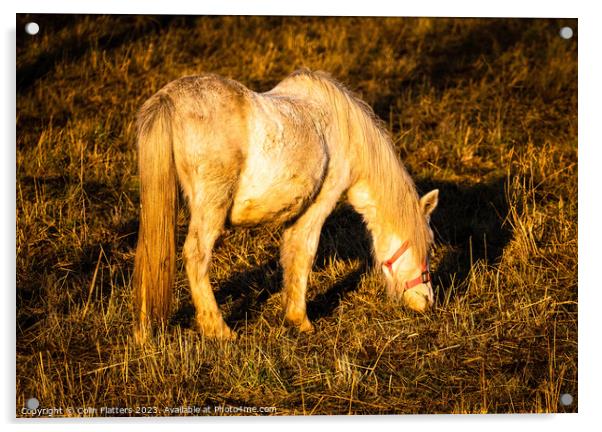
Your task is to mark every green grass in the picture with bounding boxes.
[16,15,577,415]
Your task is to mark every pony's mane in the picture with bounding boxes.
[287,69,431,262]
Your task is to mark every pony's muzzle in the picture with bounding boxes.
[402,282,434,313]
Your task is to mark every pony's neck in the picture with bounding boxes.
[344,119,426,265]
[347,180,408,264]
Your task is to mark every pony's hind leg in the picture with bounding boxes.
[183,200,236,340]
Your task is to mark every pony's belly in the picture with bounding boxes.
[229,155,327,226]
[229,191,305,226]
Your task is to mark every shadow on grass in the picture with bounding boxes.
[307,205,372,322]
[416,176,511,303]
[16,14,198,92]
[368,19,545,128]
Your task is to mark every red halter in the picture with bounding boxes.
[382,240,431,291]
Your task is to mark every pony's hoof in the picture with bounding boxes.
[202,329,237,341]
[287,316,315,333]
[285,310,315,333]
[133,323,150,345]
[222,328,238,341]
[197,319,237,341]
[298,319,315,334]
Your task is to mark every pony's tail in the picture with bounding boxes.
[133,93,177,342]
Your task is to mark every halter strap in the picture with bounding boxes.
[382,240,431,291]
[382,240,411,272]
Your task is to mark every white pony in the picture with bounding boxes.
[133,69,439,341]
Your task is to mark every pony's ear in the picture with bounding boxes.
[420,189,439,218]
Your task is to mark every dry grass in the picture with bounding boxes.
[16,15,577,415]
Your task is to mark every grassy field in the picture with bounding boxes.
[16,15,577,415]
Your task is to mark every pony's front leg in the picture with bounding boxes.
[280,224,319,332]
[280,194,341,333]
[184,210,236,340]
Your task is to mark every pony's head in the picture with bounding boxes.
[382,189,439,312]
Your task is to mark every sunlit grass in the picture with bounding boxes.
[16,15,577,415]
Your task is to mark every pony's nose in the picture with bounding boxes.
[403,283,434,312]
